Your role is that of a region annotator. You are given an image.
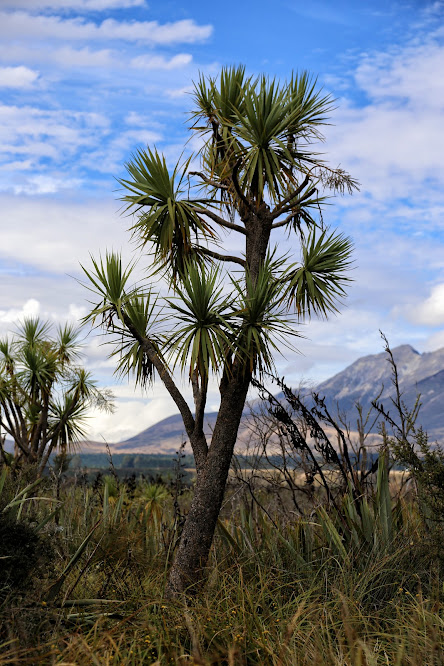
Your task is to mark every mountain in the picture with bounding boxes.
[110,344,444,453]
[115,411,219,454]
[316,344,444,439]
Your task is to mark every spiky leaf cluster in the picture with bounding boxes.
[81,66,356,394]
[0,318,113,467]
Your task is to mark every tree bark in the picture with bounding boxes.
[165,209,272,598]
[165,370,250,597]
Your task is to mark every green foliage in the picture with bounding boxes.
[232,255,301,375]
[287,228,354,317]
[166,262,233,377]
[0,318,113,471]
[79,65,359,596]
[119,149,215,275]
[81,66,357,393]
[1,469,442,664]
[192,67,339,204]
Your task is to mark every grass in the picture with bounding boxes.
[1,463,444,665]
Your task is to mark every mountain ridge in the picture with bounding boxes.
[104,342,444,453]
[6,343,442,456]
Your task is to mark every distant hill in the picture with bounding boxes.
[316,344,444,439]
[100,343,444,454]
[115,411,219,454]
[7,344,443,457]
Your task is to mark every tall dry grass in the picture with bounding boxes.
[0,460,443,665]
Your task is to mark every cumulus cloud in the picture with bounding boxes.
[0,44,115,68]
[0,194,132,273]
[354,40,444,109]
[86,393,176,443]
[46,46,114,67]
[408,284,444,326]
[0,12,212,45]
[0,104,109,168]
[165,85,194,98]
[12,175,82,195]
[0,65,39,88]
[0,298,40,324]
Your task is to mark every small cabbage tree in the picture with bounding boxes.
[81,66,358,596]
[0,318,113,475]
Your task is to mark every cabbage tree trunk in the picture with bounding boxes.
[166,371,250,597]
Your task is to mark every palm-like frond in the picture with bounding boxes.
[191,65,252,129]
[286,229,354,317]
[231,257,301,375]
[111,292,162,388]
[80,252,136,324]
[16,318,52,349]
[190,68,336,206]
[55,323,82,366]
[17,344,59,398]
[81,253,162,388]
[166,263,234,377]
[286,72,335,142]
[66,367,115,412]
[49,394,89,449]
[119,148,216,274]
[1,317,113,466]
[0,338,15,375]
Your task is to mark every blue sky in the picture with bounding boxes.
[1,0,444,442]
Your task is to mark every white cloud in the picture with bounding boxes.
[131,53,193,69]
[47,46,114,67]
[12,175,82,195]
[423,328,444,351]
[354,40,444,109]
[326,34,444,203]
[0,104,109,167]
[407,283,444,326]
[0,12,212,45]
[165,85,194,98]
[78,127,164,174]
[0,159,34,171]
[125,111,155,126]
[0,44,115,68]
[0,298,40,324]
[0,65,39,88]
[0,194,132,273]
[86,393,176,443]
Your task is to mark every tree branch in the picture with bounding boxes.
[190,372,209,473]
[0,414,15,442]
[270,173,312,220]
[195,208,247,235]
[189,172,230,191]
[271,212,298,230]
[37,398,79,476]
[198,247,246,268]
[0,403,30,457]
[231,159,255,215]
[191,372,207,434]
[8,396,28,448]
[120,312,196,440]
[271,187,317,229]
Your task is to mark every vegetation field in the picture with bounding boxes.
[1,455,444,666]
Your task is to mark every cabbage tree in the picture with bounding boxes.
[81,66,357,596]
[0,318,113,476]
